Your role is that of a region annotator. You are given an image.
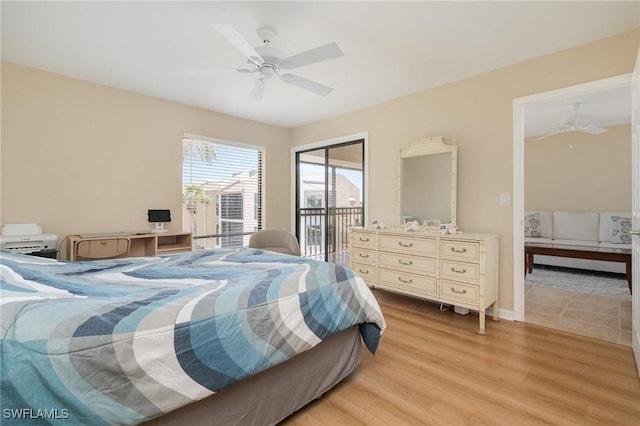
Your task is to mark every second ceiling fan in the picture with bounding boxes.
[212,24,344,101]
[535,102,608,140]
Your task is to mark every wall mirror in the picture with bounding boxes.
[398,136,457,228]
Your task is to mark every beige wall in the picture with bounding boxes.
[0,63,291,256]
[291,30,639,312]
[525,124,631,213]
[1,30,638,311]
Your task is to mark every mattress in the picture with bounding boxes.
[0,249,385,425]
[145,325,363,426]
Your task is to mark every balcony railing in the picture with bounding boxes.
[190,207,363,265]
[299,207,363,259]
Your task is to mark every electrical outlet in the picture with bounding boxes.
[499,192,510,207]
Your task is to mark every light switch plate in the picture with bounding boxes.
[499,192,510,206]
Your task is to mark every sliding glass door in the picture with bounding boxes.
[295,140,364,264]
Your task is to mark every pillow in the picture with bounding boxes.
[524,212,543,237]
[610,215,632,244]
[524,211,553,238]
[599,212,632,242]
[553,212,599,242]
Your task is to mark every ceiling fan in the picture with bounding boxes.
[535,102,608,140]
[205,24,344,101]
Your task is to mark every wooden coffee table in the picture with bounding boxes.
[524,242,632,294]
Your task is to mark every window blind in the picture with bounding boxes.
[182,136,263,249]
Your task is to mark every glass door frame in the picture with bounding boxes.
[291,132,369,262]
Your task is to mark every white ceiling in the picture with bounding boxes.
[2,1,638,134]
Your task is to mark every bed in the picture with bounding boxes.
[0,248,385,425]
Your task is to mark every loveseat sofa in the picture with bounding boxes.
[524,211,632,273]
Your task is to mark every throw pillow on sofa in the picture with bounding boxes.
[553,211,599,242]
[599,212,632,243]
[611,215,632,244]
[524,211,553,238]
[524,212,543,237]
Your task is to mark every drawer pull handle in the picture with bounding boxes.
[450,287,467,295]
[398,277,413,284]
[398,259,413,266]
[450,267,467,274]
[398,242,413,248]
[451,247,467,253]
[359,253,369,258]
[359,237,370,242]
[359,269,369,275]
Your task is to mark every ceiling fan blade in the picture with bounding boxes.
[249,77,266,102]
[279,42,344,70]
[183,67,256,74]
[533,130,565,141]
[581,126,608,135]
[534,122,607,140]
[212,24,263,66]
[279,73,333,96]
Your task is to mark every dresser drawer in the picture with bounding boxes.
[379,269,437,296]
[440,260,479,283]
[351,262,377,283]
[440,280,479,304]
[440,240,480,262]
[379,234,437,256]
[351,231,377,249]
[379,252,436,276]
[351,247,377,265]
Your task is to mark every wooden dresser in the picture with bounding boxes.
[349,227,499,334]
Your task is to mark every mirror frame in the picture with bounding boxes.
[397,136,457,228]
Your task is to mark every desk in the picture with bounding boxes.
[67,232,192,260]
[524,242,632,294]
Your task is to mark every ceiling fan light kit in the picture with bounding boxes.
[256,26,277,44]
[211,24,344,101]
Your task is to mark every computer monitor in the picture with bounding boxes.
[148,209,171,233]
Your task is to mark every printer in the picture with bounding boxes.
[0,223,58,257]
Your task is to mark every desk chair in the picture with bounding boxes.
[249,230,301,256]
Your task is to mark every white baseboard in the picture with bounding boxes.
[634,328,640,378]
[498,308,515,321]
[486,306,514,321]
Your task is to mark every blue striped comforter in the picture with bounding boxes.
[0,249,385,425]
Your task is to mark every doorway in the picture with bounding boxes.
[513,75,633,343]
[294,136,366,263]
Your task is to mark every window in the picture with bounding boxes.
[306,192,323,208]
[220,222,244,247]
[182,134,263,250]
[220,193,243,220]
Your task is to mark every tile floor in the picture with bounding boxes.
[525,283,632,346]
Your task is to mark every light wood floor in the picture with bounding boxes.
[284,289,640,425]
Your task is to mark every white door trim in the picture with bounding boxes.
[512,74,632,322]
[631,49,639,376]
